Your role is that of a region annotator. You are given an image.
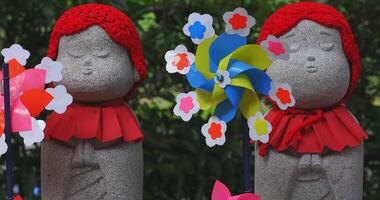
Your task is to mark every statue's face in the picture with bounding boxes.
[56,25,140,102]
[266,20,350,109]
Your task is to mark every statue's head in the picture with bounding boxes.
[257,2,361,109]
[47,3,146,102]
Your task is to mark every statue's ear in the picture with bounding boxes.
[133,67,140,83]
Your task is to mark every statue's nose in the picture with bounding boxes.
[82,57,93,67]
[71,140,99,168]
[307,56,316,62]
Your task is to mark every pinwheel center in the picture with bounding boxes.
[216,73,224,82]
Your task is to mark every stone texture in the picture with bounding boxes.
[255,143,364,200]
[41,25,143,200]
[255,20,364,199]
[266,20,350,109]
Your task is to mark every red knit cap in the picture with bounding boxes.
[47,3,146,98]
[257,2,361,103]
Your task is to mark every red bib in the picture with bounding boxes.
[258,105,367,156]
[45,99,143,143]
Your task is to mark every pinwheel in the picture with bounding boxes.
[212,180,260,200]
[0,44,72,199]
[165,7,294,199]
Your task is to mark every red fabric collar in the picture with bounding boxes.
[258,105,367,156]
[45,99,143,143]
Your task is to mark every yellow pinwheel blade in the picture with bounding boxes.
[210,85,226,107]
[195,89,212,110]
[218,44,272,71]
[195,36,218,79]
[240,90,260,119]
[230,74,254,91]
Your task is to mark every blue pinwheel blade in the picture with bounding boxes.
[209,33,247,73]
[215,99,239,123]
[228,60,272,95]
[224,85,244,107]
[246,70,272,95]
[186,64,214,92]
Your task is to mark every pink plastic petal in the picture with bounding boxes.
[212,180,232,200]
[11,98,32,132]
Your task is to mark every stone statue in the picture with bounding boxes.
[254,2,368,200]
[41,4,147,200]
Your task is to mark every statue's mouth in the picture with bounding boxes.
[81,68,94,75]
[306,65,318,73]
[296,168,324,181]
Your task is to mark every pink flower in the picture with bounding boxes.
[260,35,291,61]
[173,91,200,121]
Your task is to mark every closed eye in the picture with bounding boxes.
[93,50,111,58]
[67,50,84,58]
[320,42,334,51]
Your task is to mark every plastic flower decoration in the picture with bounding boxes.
[165,45,195,75]
[269,82,295,110]
[260,35,291,61]
[173,91,200,121]
[183,13,215,44]
[223,7,256,37]
[248,112,272,143]
[0,44,73,155]
[201,116,227,147]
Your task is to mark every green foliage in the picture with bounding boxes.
[0,0,378,199]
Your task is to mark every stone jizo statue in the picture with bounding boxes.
[254,2,368,200]
[41,3,146,200]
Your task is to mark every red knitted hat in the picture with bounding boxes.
[257,2,361,103]
[47,3,146,98]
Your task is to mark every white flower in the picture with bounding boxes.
[269,82,296,110]
[19,118,46,146]
[1,44,30,65]
[260,35,291,61]
[173,91,200,121]
[0,134,7,157]
[165,45,195,75]
[214,70,231,88]
[183,13,215,44]
[35,57,63,83]
[45,85,73,114]
[248,112,272,143]
[223,7,256,37]
[201,116,227,147]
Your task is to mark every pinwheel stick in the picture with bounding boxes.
[242,122,252,193]
[3,63,14,199]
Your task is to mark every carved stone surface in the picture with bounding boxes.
[41,25,143,200]
[254,20,364,199]
[255,143,364,200]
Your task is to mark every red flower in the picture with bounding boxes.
[276,88,291,104]
[228,14,247,30]
[208,122,222,139]
[172,53,190,70]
